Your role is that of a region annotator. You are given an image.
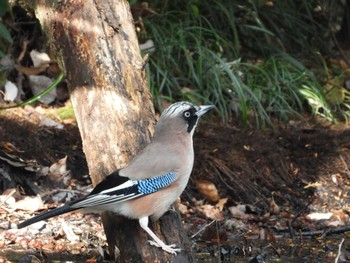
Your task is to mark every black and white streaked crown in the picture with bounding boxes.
[159,101,214,133]
[162,102,198,117]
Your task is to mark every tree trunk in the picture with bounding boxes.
[24,0,195,262]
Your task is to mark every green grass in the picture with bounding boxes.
[56,103,75,121]
[134,0,348,126]
[0,0,12,58]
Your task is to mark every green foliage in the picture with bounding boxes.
[0,0,11,17]
[236,0,330,55]
[133,0,347,125]
[0,0,12,58]
[56,102,75,121]
[239,54,326,125]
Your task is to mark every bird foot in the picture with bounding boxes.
[147,240,181,254]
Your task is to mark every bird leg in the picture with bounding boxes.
[139,216,181,255]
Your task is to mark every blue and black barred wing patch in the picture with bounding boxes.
[136,172,177,194]
[69,171,177,208]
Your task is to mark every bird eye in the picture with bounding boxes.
[183,111,191,118]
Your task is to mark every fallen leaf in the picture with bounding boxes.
[4,80,18,102]
[228,206,250,220]
[12,196,44,211]
[331,173,343,186]
[236,204,259,214]
[40,117,64,129]
[61,222,79,242]
[331,210,348,222]
[30,50,51,67]
[28,75,56,104]
[197,204,225,221]
[51,190,76,204]
[325,220,344,227]
[306,212,332,221]
[0,195,15,206]
[48,156,68,182]
[268,196,280,214]
[195,179,220,202]
[216,198,228,212]
[139,39,155,53]
[178,202,189,215]
[224,218,247,231]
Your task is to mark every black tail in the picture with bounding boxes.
[17,205,79,229]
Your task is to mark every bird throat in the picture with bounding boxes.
[187,115,198,133]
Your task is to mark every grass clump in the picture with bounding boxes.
[56,102,75,121]
[133,0,349,125]
[0,0,12,58]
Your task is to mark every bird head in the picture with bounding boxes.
[154,102,214,137]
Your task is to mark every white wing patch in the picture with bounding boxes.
[99,180,135,194]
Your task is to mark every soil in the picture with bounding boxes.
[1,105,350,262]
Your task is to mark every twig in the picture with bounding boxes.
[191,219,216,239]
[0,189,16,206]
[261,243,280,258]
[17,39,28,63]
[287,220,295,241]
[278,225,350,237]
[141,53,149,71]
[323,225,350,237]
[335,238,344,263]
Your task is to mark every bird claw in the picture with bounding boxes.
[147,240,181,254]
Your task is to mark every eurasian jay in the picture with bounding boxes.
[16,101,214,254]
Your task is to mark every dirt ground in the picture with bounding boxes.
[1,3,350,262]
[1,105,350,262]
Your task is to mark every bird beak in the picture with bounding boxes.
[196,105,215,117]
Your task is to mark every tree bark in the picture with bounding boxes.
[24,0,195,261]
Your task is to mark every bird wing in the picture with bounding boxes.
[17,170,177,229]
[69,170,177,209]
[119,142,183,180]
